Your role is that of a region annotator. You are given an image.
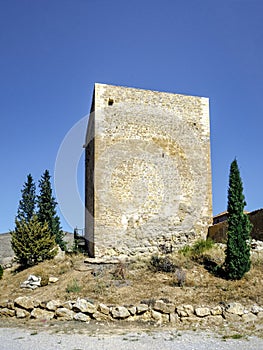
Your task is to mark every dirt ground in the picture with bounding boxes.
[0,243,262,307]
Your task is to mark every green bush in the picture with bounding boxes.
[11,215,57,268]
[192,238,214,257]
[179,239,214,259]
[178,245,192,257]
[0,265,3,280]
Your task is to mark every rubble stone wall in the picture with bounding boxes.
[1,297,262,326]
[208,209,263,243]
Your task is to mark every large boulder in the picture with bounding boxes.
[136,304,149,314]
[0,308,15,317]
[225,302,244,315]
[211,305,222,315]
[73,299,96,314]
[176,304,194,317]
[242,313,257,323]
[251,304,263,315]
[16,308,30,318]
[97,303,110,315]
[153,300,175,314]
[14,296,35,311]
[151,309,162,322]
[55,307,75,320]
[74,312,90,322]
[195,307,211,317]
[31,308,54,320]
[46,300,61,311]
[127,306,137,316]
[111,306,130,319]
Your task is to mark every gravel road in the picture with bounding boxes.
[1,326,262,350]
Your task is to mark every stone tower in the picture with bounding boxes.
[85,83,212,257]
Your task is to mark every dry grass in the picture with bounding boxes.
[0,246,263,309]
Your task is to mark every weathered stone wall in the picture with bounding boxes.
[250,209,263,241]
[1,297,262,326]
[85,83,212,257]
[208,221,228,243]
[208,209,263,243]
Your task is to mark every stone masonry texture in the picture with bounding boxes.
[85,83,212,257]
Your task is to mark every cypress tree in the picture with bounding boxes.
[37,170,66,250]
[224,159,252,280]
[16,174,36,222]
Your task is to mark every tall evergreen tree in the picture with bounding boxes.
[224,159,252,280]
[16,174,36,222]
[37,170,66,250]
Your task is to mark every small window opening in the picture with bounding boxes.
[162,153,165,158]
[108,98,114,106]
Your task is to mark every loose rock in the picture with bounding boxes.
[176,304,194,317]
[111,306,130,319]
[153,300,175,314]
[195,307,210,317]
[31,308,54,320]
[55,308,75,320]
[14,297,34,311]
[74,312,90,322]
[225,302,244,315]
[73,299,96,314]
[136,304,149,314]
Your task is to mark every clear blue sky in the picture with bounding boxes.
[0,0,262,233]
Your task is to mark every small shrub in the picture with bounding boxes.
[174,268,186,287]
[66,279,82,293]
[57,260,73,275]
[159,297,171,304]
[40,274,49,286]
[179,239,214,260]
[149,255,177,273]
[140,298,156,307]
[92,279,109,295]
[192,238,214,256]
[178,245,192,257]
[111,262,126,280]
[34,267,49,286]
[222,334,245,340]
[0,265,3,280]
